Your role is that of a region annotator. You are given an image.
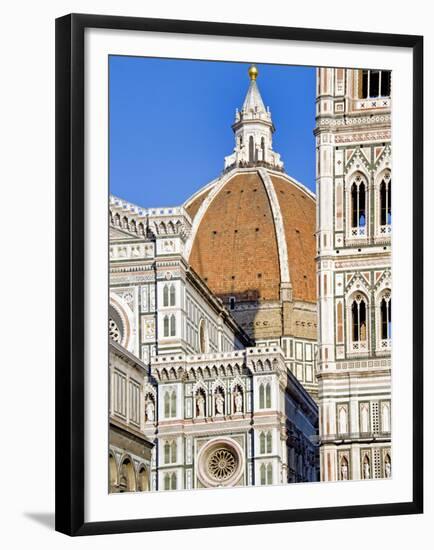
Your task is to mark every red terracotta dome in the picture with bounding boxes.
[184,168,316,305]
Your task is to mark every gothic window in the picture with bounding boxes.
[170,314,176,337]
[259,382,272,409]
[351,178,366,235]
[260,432,266,454]
[164,441,177,464]
[380,294,392,340]
[381,402,391,433]
[163,285,169,307]
[169,284,176,306]
[260,463,266,485]
[170,391,177,417]
[163,315,169,337]
[260,432,272,454]
[249,136,254,163]
[164,390,176,418]
[351,295,367,343]
[267,464,273,484]
[380,175,392,226]
[260,463,273,485]
[361,69,391,98]
[338,406,348,435]
[164,472,177,491]
[360,403,370,434]
[266,432,272,453]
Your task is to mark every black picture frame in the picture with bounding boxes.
[55,13,424,536]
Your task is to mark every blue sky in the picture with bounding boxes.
[109,56,316,208]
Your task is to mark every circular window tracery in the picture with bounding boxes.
[109,305,124,344]
[109,317,122,343]
[197,438,244,488]
[207,448,237,481]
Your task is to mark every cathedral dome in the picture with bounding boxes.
[184,167,316,305]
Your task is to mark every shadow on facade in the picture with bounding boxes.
[217,289,263,343]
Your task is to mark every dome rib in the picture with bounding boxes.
[258,168,291,287]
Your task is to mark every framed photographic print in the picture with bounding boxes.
[55,13,423,536]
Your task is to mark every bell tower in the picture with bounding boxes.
[315,67,392,482]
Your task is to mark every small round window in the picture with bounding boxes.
[109,306,124,344]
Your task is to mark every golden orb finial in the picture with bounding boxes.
[248,64,258,81]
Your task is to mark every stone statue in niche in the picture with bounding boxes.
[215,392,224,416]
[145,399,155,422]
[340,460,348,480]
[385,457,391,478]
[196,393,205,417]
[234,391,243,413]
[363,458,371,479]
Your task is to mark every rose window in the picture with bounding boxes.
[207,448,237,481]
[109,317,122,343]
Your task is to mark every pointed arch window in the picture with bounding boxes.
[266,432,272,453]
[380,174,392,229]
[163,285,169,307]
[265,383,271,408]
[249,136,254,163]
[259,384,265,409]
[380,293,392,342]
[259,382,271,409]
[163,315,169,337]
[351,177,366,236]
[164,392,170,418]
[338,406,348,435]
[164,390,177,418]
[164,441,177,464]
[170,314,176,336]
[260,432,266,454]
[259,431,272,455]
[350,294,368,352]
[164,441,171,464]
[164,472,177,491]
[266,464,273,484]
[381,402,391,433]
[261,137,266,162]
[170,391,177,417]
[260,463,273,485]
[352,296,367,342]
[169,284,176,306]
